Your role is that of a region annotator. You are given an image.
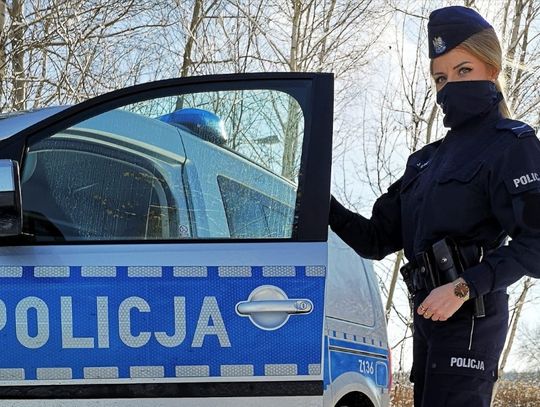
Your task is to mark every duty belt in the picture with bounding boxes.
[400,237,490,318]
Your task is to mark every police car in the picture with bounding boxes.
[0,73,390,406]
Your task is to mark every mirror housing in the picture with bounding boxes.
[0,160,22,237]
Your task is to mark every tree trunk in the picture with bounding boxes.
[280,0,303,179]
[385,250,404,321]
[508,0,534,110]
[289,0,301,72]
[176,0,203,111]
[425,102,438,145]
[281,98,301,180]
[10,0,25,111]
[181,0,203,78]
[0,0,6,106]
[504,0,524,93]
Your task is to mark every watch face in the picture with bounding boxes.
[454,282,469,298]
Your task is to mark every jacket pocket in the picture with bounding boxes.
[428,348,498,382]
[437,161,484,184]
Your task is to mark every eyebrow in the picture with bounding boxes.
[433,61,472,76]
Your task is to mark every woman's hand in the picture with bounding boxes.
[417,282,466,321]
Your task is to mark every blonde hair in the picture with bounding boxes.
[431,28,512,118]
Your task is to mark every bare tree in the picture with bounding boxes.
[493,278,536,399]
[501,0,540,127]
[0,0,174,112]
[517,320,540,370]
[168,0,388,180]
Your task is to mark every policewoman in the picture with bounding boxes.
[329,6,540,406]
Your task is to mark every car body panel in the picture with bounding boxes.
[0,242,325,388]
[0,73,389,406]
[0,106,68,140]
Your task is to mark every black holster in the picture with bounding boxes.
[431,238,485,318]
[400,237,486,318]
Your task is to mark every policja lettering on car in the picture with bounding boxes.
[6,295,231,349]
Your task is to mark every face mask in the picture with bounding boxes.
[436,80,502,129]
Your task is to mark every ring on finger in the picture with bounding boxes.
[419,304,427,312]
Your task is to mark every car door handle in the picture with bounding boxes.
[236,299,312,315]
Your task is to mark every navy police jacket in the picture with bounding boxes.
[330,107,540,298]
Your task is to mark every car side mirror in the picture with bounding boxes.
[0,160,22,237]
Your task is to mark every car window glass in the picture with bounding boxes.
[217,176,294,238]
[21,89,304,242]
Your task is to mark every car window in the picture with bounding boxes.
[217,176,293,238]
[21,89,304,242]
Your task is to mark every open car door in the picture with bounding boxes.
[0,73,333,406]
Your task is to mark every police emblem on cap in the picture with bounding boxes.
[432,36,446,54]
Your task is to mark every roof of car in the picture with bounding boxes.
[0,106,69,141]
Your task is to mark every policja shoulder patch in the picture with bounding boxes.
[496,131,540,230]
[508,172,540,193]
[506,172,540,194]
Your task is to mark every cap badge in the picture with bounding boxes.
[432,36,446,54]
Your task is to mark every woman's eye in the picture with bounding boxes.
[435,76,446,84]
[459,67,472,75]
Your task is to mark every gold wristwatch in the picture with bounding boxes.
[453,278,470,301]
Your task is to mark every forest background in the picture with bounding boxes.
[1,0,539,404]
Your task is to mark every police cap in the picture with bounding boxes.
[428,6,492,59]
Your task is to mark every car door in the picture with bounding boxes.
[0,73,333,406]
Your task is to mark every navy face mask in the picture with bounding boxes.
[436,80,503,129]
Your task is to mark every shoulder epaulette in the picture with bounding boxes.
[495,118,535,138]
[410,139,443,157]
